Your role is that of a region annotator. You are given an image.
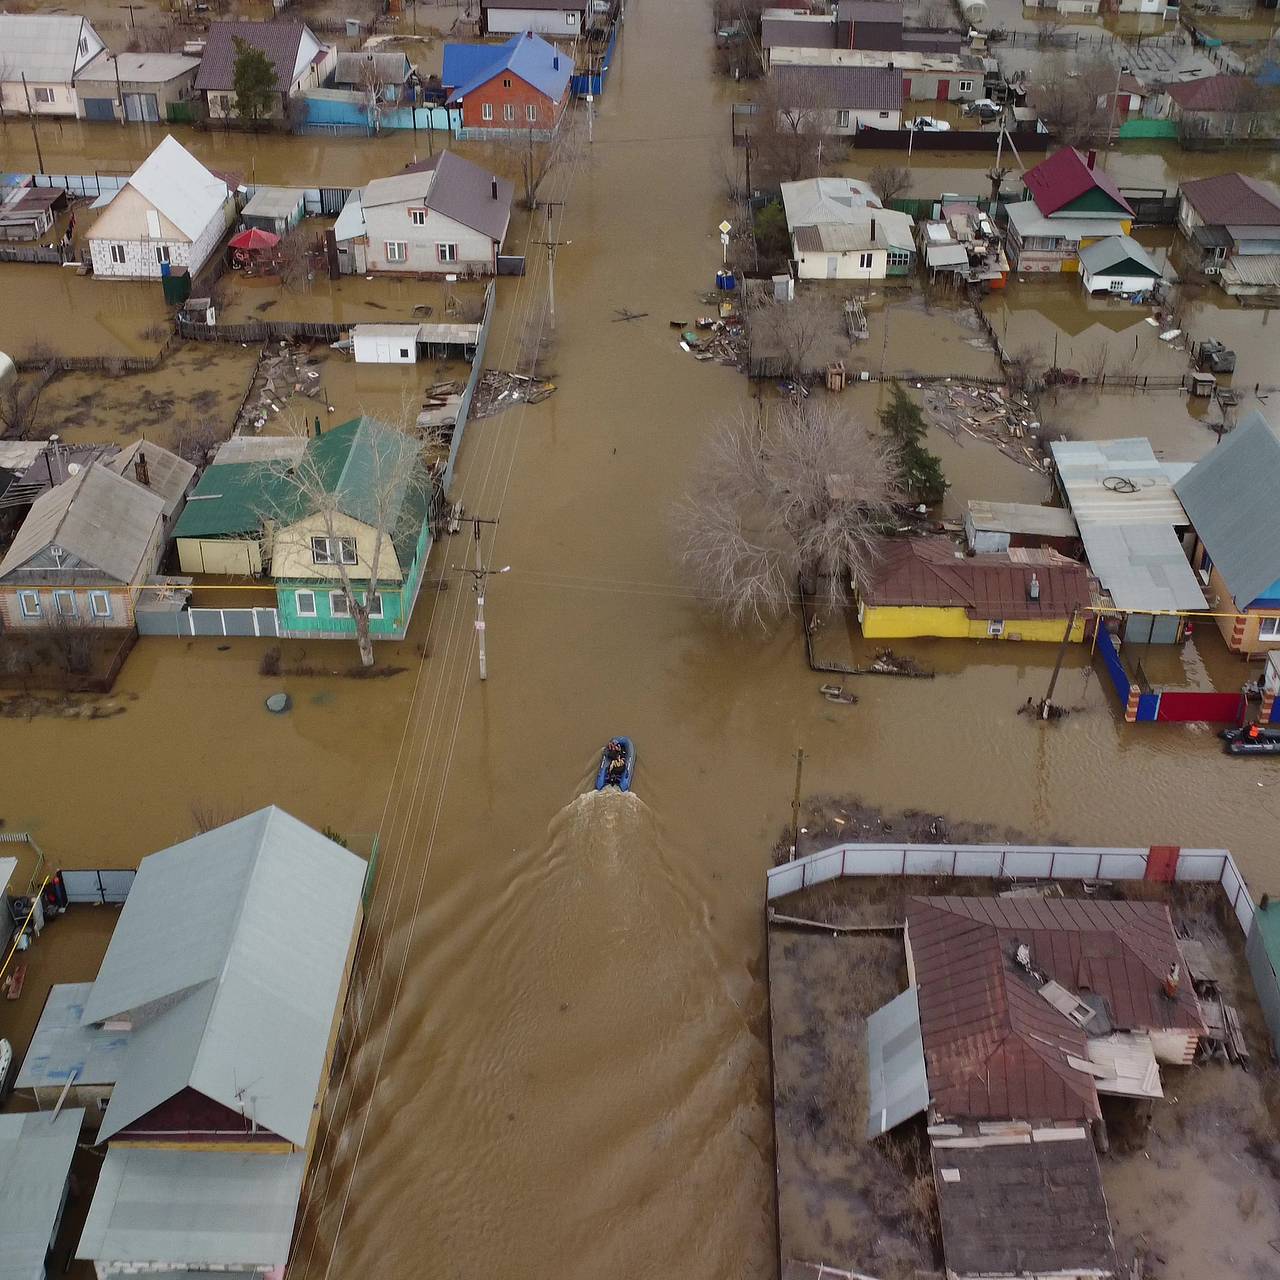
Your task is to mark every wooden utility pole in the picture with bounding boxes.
[452,517,506,681]
[1041,606,1081,719]
[789,748,805,861]
[534,202,569,330]
[20,75,43,174]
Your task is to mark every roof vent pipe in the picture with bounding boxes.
[1028,572,1040,602]
[492,176,499,199]
[1086,148,1097,170]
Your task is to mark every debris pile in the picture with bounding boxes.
[470,370,556,420]
[922,382,1047,473]
[674,298,746,368]
[236,341,325,432]
[416,379,464,432]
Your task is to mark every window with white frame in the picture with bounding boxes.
[89,591,111,619]
[330,590,351,617]
[155,245,170,265]
[568,10,577,21]
[53,590,77,617]
[526,104,538,122]
[410,208,427,226]
[109,243,126,265]
[887,250,912,267]
[836,109,851,128]
[295,590,317,617]
[385,240,408,263]
[364,591,384,619]
[958,80,974,92]
[988,620,1005,637]
[34,87,54,104]
[1260,616,1280,640]
[311,536,335,565]
[858,252,874,269]
[312,536,358,565]
[502,77,512,88]
[482,102,494,121]
[437,243,458,263]
[503,103,515,121]
[18,590,40,618]
[878,110,890,118]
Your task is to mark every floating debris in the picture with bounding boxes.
[471,370,557,419]
[922,382,1047,473]
[265,692,292,714]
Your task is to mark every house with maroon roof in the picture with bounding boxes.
[1003,147,1135,273]
[857,536,1091,642]
[194,20,335,121]
[1176,172,1280,292]
[1163,74,1277,142]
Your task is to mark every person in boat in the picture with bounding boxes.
[605,740,627,782]
[1249,724,1262,741]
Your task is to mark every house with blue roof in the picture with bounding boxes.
[442,31,572,138]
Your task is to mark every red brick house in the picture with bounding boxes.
[442,31,572,137]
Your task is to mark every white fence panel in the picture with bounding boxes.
[1002,849,1055,878]
[904,847,958,876]
[1097,852,1150,879]
[1175,851,1229,882]
[767,863,805,898]
[842,846,908,876]
[950,848,1005,878]
[1042,850,1107,880]
[804,849,846,888]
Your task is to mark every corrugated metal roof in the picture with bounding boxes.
[1167,74,1249,112]
[966,501,1078,539]
[241,186,305,219]
[0,462,164,586]
[925,243,969,269]
[16,982,130,1090]
[77,1148,305,1268]
[1221,253,1280,288]
[0,1109,83,1280]
[83,807,366,1148]
[171,461,289,540]
[762,16,835,49]
[1077,233,1161,277]
[104,441,196,522]
[1076,520,1207,613]
[1180,173,1280,227]
[862,537,1091,620]
[333,50,411,86]
[121,135,229,243]
[1005,199,1130,242]
[906,895,1204,1123]
[0,856,15,895]
[865,986,929,1137]
[0,14,98,81]
[1023,146,1134,218]
[365,151,513,243]
[931,1129,1118,1278]
[1050,437,1189,526]
[772,62,903,110]
[444,32,572,104]
[78,52,199,84]
[194,21,313,93]
[333,187,365,241]
[1175,410,1280,605]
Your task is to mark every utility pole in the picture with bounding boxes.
[451,517,507,682]
[20,75,43,174]
[789,747,805,861]
[120,2,139,28]
[111,54,125,126]
[534,202,568,330]
[1040,605,1081,719]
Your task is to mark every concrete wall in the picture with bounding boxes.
[89,198,232,280]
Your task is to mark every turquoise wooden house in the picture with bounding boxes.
[271,417,435,641]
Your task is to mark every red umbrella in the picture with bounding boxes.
[228,227,280,252]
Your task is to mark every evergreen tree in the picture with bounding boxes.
[877,382,947,507]
[232,38,277,124]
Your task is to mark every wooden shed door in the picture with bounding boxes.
[936,79,950,101]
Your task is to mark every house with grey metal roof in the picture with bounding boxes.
[0,1109,84,1280]
[74,52,200,125]
[346,151,513,277]
[0,461,166,634]
[1176,411,1280,656]
[74,807,365,1279]
[1050,438,1206,643]
[770,62,903,131]
[0,14,106,118]
[1078,234,1162,296]
[194,20,334,121]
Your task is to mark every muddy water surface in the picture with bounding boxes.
[7,5,1280,1280]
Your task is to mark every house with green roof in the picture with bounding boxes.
[169,418,436,642]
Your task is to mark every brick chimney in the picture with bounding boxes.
[1086,148,1097,170]
[133,449,150,488]
[491,176,499,200]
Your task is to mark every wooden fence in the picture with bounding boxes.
[177,316,347,344]
[0,244,69,265]
[13,332,179,373]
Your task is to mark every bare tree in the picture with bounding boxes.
[752,295,830,382]
[920,2,953,28]
[260,411,437,667]
[673,399,901,629]
[520,108,586,210]
[355,55,388,133]
[752,73,839,184]
[1029,54,1113,147]
[274,225,316,291]
[868,163,911,205]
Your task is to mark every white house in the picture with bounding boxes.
[88,135,235,281]
[1078,234,1163,295]
[194,20,335,121]
[781,177,916,280]
[341,151,514,277]
[770,63,903,133]
[0,13,106,117]
[480,0,589,37]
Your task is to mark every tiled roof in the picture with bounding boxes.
[1180,172,1280,227]
[1166,74,1249,112]
[1024,147,1135,218]
[862,537,1090,621]
[195,21,308,93]
[772,63,903,111]
[906,895,1205,1123]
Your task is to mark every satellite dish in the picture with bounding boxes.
[66,462,81,476]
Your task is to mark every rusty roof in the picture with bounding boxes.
[906,896,1204,1123]
[1180,172,1280,227]
[862,537,1090,621]
[1166,74,1251,113]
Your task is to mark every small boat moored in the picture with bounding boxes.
[1223,724,1280,755]
[595,736,636,791]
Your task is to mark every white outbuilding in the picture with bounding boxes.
[1078,234,1163,296]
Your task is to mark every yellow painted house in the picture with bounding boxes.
[858,537,1091,642]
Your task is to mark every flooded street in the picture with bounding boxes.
[6,4,1280,1279]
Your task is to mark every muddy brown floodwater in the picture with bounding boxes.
[6,5,1280,1280]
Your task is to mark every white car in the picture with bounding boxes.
[909,116,952,132]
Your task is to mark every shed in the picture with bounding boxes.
[241,187,305,236]
[964,500,1078,554]
[351,320,481,363]
[0,1109,84,1280]
[171,462,290,577]
[1078,234,1162,296]
[15,982,130,1117]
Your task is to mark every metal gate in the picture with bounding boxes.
[61,869,135,905]
[319,187,349,215]
[124,93,160,123]
[82,97,116,122]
